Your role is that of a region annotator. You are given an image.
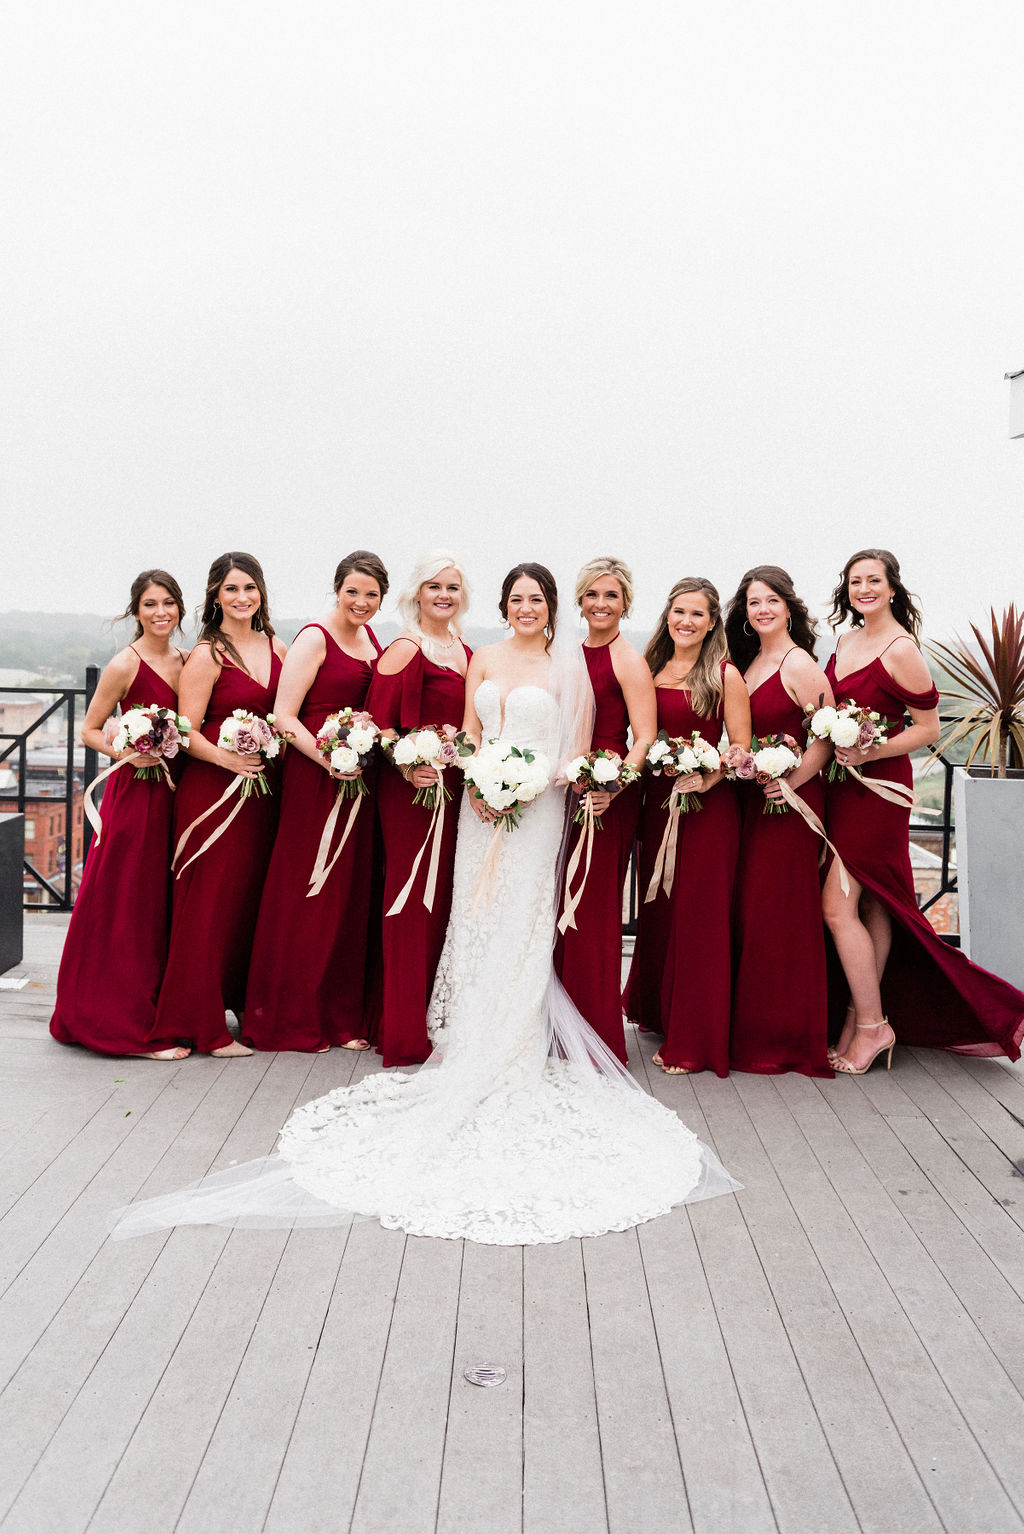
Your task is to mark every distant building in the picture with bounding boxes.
[0,746,86,905]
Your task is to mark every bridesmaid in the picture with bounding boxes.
[243,551,387,1052]
[823,548,1024,1072]
[153,553,285,1056]
[623,578,750,1074]
[51,571,189,1059]
[554,557,655,1064]
[725,565,835,1076]
[365,552,471,1066]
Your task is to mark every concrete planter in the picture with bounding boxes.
[0,813,25,973]
[953,766,1024,991]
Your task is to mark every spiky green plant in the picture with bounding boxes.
[928,605,1024,778]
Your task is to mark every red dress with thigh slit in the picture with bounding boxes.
[242,625,383,1052]
[824,651,1024,1057]
[364,644,471,1066]
[153,640,282,1053]
[621,681,740,1074]
[50,653,183,1055]
[554,638,640,1064]
[730,662,832,1076]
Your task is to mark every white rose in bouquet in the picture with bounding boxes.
[392,735,420,767]
[675,745,699,774]
[830,716,861,749]
[754,745,798,777]
[331,744,360,774]
[809,705,839,739]
[591,755,621,785]
[647,739,672,766]
[696,742,721,772]
[413,729,441,761]
[347,725,377,756]
[263,737,281,759]
[564,755,589,782]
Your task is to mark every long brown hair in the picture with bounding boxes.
[118,569,184,640]
[644,577,727,718]
[724,564,818,673]
[499,562,558,652]
[197,552,274,671]
[827,548,923,639]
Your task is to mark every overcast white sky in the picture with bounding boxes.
[1,1,1021,637]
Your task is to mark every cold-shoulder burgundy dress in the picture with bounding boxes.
[153,640,282,1053]
[51,650,183,1055]
[554,637,640,1064]
[825,645,1024,1057]
[242,625,382,1052]
[622,679,741,1075]
[364,642,471,1066]
[730,654,832,1076]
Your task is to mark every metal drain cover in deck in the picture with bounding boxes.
[464,1364,507,1388]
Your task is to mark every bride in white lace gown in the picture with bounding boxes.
[112,564,738,1244]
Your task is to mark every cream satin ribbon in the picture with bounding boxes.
[644,781,686,903]
[84,752,175,843]
[841,764,917,808]
[386,787,447,917]
[306,790,363,898]
[558,795,597,934]
[172,773,250,878]
[775,779,851,896]
[471,820,508,912]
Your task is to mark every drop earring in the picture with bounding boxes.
[743,621,754,636]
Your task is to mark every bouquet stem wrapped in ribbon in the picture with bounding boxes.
[172,710,287,879]
[382,724,460,915]
[84,705,191,842]
[643,731,721,902]
[558,750,640,932]
[306,709,379,898]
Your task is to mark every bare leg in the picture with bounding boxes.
[822,861,891,1069]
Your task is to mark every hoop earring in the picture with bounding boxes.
[786,617,792,632]
[743,621,754,636]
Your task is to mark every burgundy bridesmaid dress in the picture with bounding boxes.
[153,639,282,1053]
[554,637,639,1064]
[364,643,471,1066]
[730,655,832,1076]
[825,647,1024,1057]
[50,651,184,1055]
[622,680,740,1075]
[242,625,382,1052]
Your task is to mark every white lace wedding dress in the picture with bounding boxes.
[111,679,738,1244]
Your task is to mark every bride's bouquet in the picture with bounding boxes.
[724,733,802,814]
[218,709,288,798]
[563,750,641,827]
[646,730,721,814]
[383,723,460,809]
[459,737,550,832]
[804,698,888,781]
[313,708,379,798]
[110,704,191,780]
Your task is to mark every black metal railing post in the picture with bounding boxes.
[82,664,100,860]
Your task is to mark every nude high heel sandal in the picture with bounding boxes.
[833,1019,895,1075]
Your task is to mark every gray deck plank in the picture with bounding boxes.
[437,1242,524,1534]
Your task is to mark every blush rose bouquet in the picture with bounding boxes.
[313,708,379,798]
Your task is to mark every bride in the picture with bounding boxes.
[112,563,738,1244]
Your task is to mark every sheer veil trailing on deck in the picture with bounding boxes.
[111,628,739,1245]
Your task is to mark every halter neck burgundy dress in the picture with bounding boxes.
[364,640,471,1066]
[243,625,383,1052]
[153,639,282,1054]
[50,649,183,1055]
[825,643,1024,1057]
[731,654,832,1076]
[554,636,639,1064]
[622,670,741,1074]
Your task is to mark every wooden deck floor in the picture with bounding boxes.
[2,914,1024,1534]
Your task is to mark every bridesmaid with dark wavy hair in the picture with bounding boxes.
[823,548,1024,1072]
[243,551,387,1053]
[153,553,285,1056]
[725,565,835,1076]
[51,570,189,1058]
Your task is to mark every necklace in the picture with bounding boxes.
[435,632,458,651]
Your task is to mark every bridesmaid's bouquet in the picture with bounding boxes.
[563,750,641,827]
[458,737,550,832]
[314,708,379,798]
[804,698,888,781]
[724,733,802,814]
[111,705,191,780]
[383,723,461,809]
[646,730,721,813]
[218,709,288,798]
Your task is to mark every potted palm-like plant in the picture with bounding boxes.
[930,604,1024,988]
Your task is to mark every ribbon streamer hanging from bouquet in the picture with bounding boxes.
[644,781,685,903]
[843,764,917,808]
[306,790,363,898]
[386,788,447,917]
[172,773,248,879]
[471,821,506,913]
[558,794,597,934]
[83,752,174,843]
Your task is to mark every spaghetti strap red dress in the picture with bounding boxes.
[554,637,640,1064]
[730,662,832,1076]
[242,625,382,1052]
[622,679,740,1075]
[153,640,282,1053]
[825,651,1024,1057]
[50,652,183,1055]
[364,643,471,1066]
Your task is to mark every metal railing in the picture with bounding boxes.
[0,665,99,909]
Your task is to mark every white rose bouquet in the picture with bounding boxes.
[646,729,722,813]
[459,736,550,832]
[110,704,191,780]
[313,708,379,799]
[218,709,289,798]
[383,722,461,809]
[804,697,888,781]
[748,731,803,814]
[563,749,641,827]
